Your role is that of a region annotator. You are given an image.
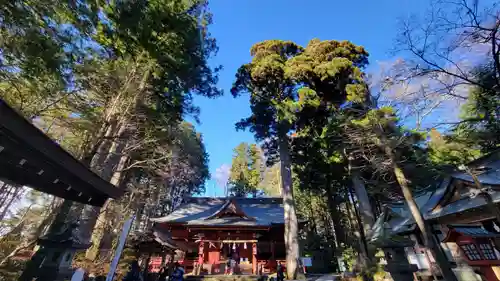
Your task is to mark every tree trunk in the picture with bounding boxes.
[0,182,6,203]
[465,167,500,224]
[307,201,319,237]
[83,61,152,262]
[0,184,13,212]
[84,113,132,259]
[85,148,129,260]
[343,191,356,237]
[0,185,23,221]
[348,188,372,280]
[278,127,300,280]
[326,187,345,246]
[90,118,118,171]
[382,143,458,281]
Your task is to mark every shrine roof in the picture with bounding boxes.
[151,197,284,227]
[380,151,500,235]
[383,190,434,234]
[449,225,500,238]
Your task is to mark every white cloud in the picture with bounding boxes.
[213,164,230,188]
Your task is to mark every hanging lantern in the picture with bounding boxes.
[244,242,247,249]
[232,243,236,250]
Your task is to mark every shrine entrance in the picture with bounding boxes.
[0,100,123,281]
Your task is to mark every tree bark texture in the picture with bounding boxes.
[84,133,130,260]
[326,187,345,246]
[84,63,151,261]
[278,128,300,279]
[82,120,130,260]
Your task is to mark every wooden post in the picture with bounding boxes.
[142,253,151,281]
[161,251,166,266]
[197,241,205,275]
[252,242,257,274]
[271,241,275,260]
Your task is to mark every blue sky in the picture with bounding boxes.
[191,0,433,196]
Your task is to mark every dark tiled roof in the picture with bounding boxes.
[375,153,500,237]
[151,197,284,226]
[449,225,500,238]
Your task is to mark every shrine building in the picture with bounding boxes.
[375,149,500,281]
[151,197,287,275]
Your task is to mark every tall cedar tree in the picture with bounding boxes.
[232,40,302,278]
[0,0,220,268]
[228,143,263,197]
[232,39,371,278]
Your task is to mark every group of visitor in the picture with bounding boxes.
[157,262,184,281]
[122,260,184,281]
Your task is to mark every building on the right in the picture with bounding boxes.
[374,149,500,281]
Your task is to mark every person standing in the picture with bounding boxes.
[158,264,169,281]
[123,260,144,281]
[277,262,285,281]
[170,262,184,281]
[225,258,231,275]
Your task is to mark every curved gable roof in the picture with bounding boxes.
[151,197,284,227]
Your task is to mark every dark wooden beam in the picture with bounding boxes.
[0,99,123,205]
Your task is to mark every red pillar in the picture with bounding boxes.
[197,241,205,275]
[198,241,205,264]
[252,242,257,274]
[482,267,500,281]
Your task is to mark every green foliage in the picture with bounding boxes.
[294,186,339,273]
[345,108,445,192]
[286,39,369,104]
[0,0,218,271]
[0,190,55,280]
[451,65,500,153]
[232,38,370,166]
[427,129,480,166]
[228,143,263,197]
[233,38,380,276]
[341,246,357,272]
[1,0,221,122]
[232,40,302,146]
[97,0,222,118]
[259,163,282,196]
[0,0,97,80]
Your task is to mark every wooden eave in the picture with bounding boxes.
[0,100,123,206]
[186,225,271,231]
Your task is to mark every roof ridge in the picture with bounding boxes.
[186,197,283,204]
